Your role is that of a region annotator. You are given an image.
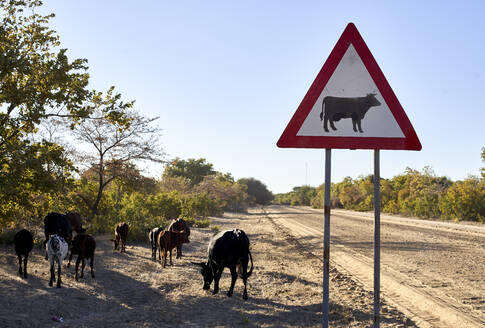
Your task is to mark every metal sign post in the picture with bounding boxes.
[373,149,381,328]
[322,148,331,328]
[277,23,421,328]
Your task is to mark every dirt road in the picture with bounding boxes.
[265,205,485,328]
[0,207,453,327]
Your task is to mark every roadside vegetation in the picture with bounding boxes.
[1,0,483,251]
[274,148,485,223]
[0,1,273,242]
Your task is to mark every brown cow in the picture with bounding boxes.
[68,233,96,281]
[111,222,129,253]
[157,230,185,268]
[168,218,190,259]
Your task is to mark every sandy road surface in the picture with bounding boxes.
[0,209,419,327]
[265,205,485,328]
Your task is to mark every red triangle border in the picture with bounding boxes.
[277,23,422,150]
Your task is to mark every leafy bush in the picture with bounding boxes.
[0,229,17,245]
[184,217,212,228]
[181,193,222,219]
[238,178,274,205]
[439,177,485,222]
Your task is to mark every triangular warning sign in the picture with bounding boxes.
[277,23,421,150]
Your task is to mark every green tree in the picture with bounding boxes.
[481,147,485,179]
[289,185,316,206]
[162,158,215,186]
[181,193,222,219]
[439,177,485,222]
[196,174,248,211]
[71,95,165,220]
[392,167,452,218]
[237,177,273,205]
[0,0,90,226]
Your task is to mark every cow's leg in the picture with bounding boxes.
[80,257,85,278]
[227,266,237,297]
[162,249,167,268]
[151,244,156,261]
[176,245,182,259]
[241,260,249,300]
[169,248,173,266]
[330,118,337,131]
[17,254,23,276]
[323,115,330,132]
[56,259,62,288]
[158,246,162,264]
[357,119,363,133]
[352,118,358,132]
[23,255,28,279]
[213,267,223,295]
[90,255,95,278]
[49,258,55,287]
[75,256,81,281]
[44,240,48,260]
[67,249,73,268]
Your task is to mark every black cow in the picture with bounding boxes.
[195,229,253,300]
[65,212,86,234]
[14,229,34,279]
[149,227,164,261]
[320,93,381,133]
[44,213,72,260]
[68,233,96,281]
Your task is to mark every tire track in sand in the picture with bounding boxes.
[265,206,484,328]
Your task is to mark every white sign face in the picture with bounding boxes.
[296,45,404,138]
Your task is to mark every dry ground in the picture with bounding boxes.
[1,208,417,327]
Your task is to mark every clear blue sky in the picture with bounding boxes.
[42,0,485,193]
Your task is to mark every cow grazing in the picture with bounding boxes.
[168,218,190,259]
[111,222,129,253]
[13,229,34,279]
[68,233,96,281]
[44,212,72,260]
[195,229,253,300]
[46,234,69,288]
[149,227,164,261]
[320,93,381,133]
[157,230,185,268]
[65,212,86,234]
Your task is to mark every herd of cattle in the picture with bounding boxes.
[11,212,254,299]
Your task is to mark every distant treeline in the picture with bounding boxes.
[0,157,274,242]
[274,149,485,223]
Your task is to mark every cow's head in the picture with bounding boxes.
[366,93,381,107]
[180,230,190,244]
[193,262,213,290]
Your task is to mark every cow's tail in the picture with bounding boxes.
[320,97,326,121]
[247,249,254,278]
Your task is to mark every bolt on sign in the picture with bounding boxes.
[277,23,421,328]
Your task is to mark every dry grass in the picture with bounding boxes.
[0,208,416,327]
